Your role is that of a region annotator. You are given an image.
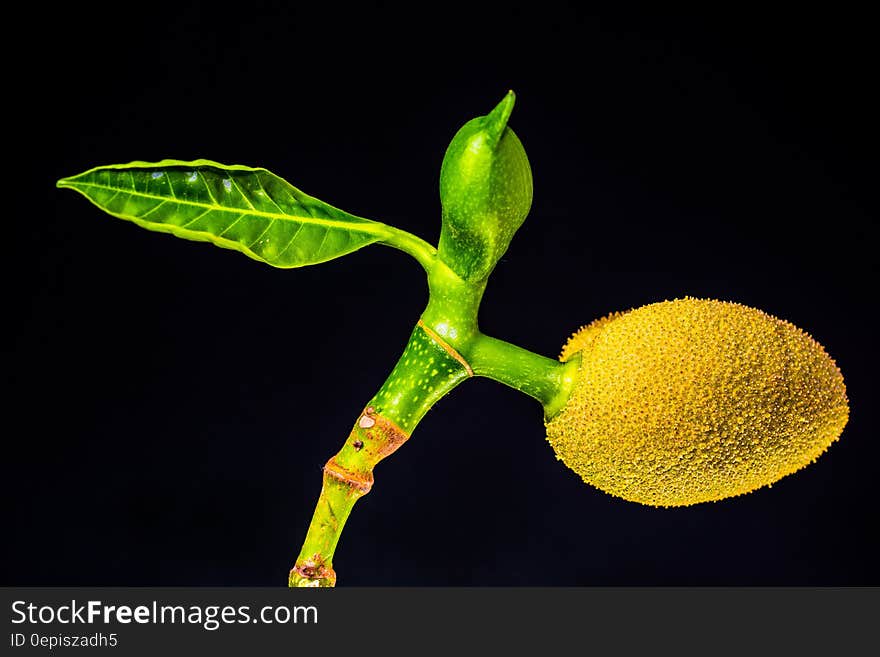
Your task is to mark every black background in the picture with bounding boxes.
[6,2,878,585]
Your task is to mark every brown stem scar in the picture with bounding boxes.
[370,415,409,460]
[324,457,373,494]
[290,558,337,587]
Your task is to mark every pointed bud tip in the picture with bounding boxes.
[484,90,516,147]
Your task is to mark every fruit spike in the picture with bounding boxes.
[545,298,849,507]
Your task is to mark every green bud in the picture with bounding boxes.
[438,91,533,281]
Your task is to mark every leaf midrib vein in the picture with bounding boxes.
[66,181,388,235]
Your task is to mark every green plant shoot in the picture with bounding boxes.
[57,91,849,586]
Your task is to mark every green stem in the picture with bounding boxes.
[289,321,471,587]
[467,334,580,419]
[379,225,439,273]
[289,255,577,586]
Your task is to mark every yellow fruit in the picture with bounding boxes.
[545,298,849,507]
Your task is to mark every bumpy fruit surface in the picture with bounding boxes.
[438,91,533,281]
[545,298,849,507]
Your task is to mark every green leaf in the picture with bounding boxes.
[57,159,392,268]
